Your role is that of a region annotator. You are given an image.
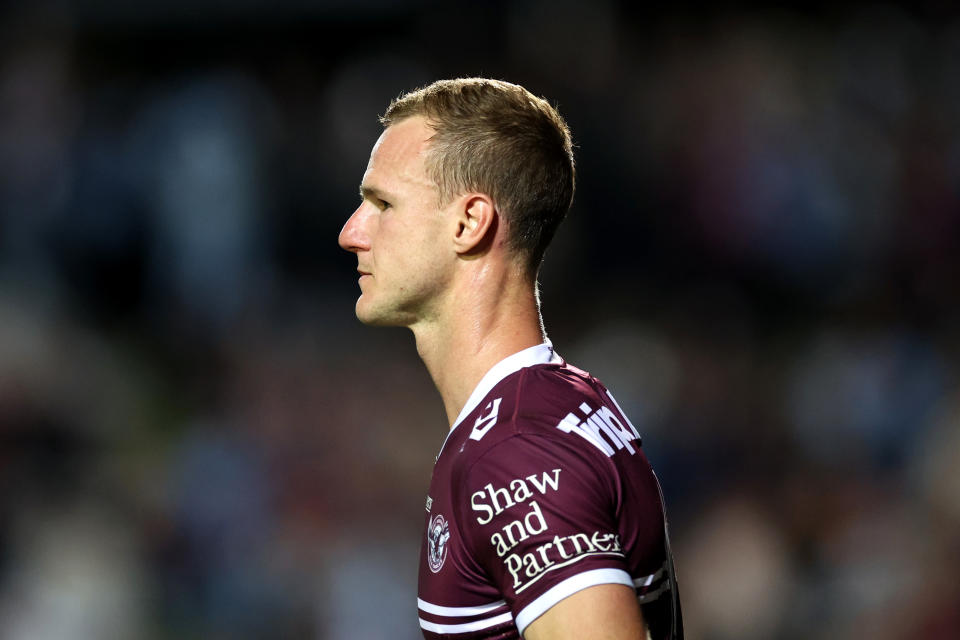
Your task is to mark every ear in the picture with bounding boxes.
[451,193,498,256]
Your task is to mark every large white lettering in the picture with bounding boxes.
[489,500,549,557]
[471,469,562,524]
[554,399,641,457]
[504,530,624,591]
[527,469,561,494]
[471,490,495,525]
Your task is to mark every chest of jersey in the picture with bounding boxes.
[416,362,673,639]
[419,423,519,639]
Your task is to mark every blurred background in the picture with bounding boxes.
[1,1,958,638]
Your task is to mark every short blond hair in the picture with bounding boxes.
[382,78,575,275]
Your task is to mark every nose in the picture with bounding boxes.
[338,204,371,254]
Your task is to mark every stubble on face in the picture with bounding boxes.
[353,117,454,329]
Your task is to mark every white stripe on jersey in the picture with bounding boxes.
[416,598,507,617]
[418,611,514,634]
[449,342,555,431]
[637,581,671,604]
[514,567,634,635]
[514,550,625,594]
[633,566,666,588]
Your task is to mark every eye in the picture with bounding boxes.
[378,199,392,210]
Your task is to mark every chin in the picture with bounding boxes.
[355,297,416,328]
[355,299,399,327]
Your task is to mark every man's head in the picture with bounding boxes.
[339,78,574,327]
[381,78,575,276]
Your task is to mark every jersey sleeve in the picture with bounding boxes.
[452,433,635,635]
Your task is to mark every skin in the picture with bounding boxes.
[524,585,649,640]
[339,115,647,638]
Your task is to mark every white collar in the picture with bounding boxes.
[450,341,560,430]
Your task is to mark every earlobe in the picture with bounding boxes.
[453,194,498,256]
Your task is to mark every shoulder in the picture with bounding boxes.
[448,359,645,483]
[451,361,625,470]
[463,362,639,444]
[485,361,606,440]
[514,361,599,419]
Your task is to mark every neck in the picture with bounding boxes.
[411,263,545,427]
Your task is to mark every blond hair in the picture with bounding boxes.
[382,78,575,275]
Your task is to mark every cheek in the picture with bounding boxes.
[381,217,448,281]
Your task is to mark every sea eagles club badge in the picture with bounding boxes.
[427,513,451,573]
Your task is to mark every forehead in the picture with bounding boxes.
[363,116,436,193]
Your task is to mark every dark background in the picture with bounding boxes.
[1,1,958,638]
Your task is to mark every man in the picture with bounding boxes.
[339,78,682,639]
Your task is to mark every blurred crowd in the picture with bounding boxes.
[1,2,958,639]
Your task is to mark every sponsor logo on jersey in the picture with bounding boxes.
[471,466,626,594]
[554,394,641,457]
[427,513,451,573]
[505,529,624,593]
[470,469,562,525]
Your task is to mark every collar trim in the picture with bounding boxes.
[436,341,560,459]
[452,341,558,430]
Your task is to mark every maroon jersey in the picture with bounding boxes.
[418,343,676,638]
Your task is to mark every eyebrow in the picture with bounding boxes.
[359,184,395,202]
